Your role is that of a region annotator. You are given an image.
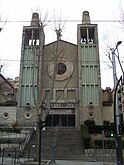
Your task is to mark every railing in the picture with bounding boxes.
[18,128,35,157]
[0,128,35,164]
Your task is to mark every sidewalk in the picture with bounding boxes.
[53,160,104,165]
[0,157,116,165]
[50,160,116,165]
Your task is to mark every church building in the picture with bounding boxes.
[17,11,105,127]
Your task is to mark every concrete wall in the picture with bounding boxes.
[102,106,114,123]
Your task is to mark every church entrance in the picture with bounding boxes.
[46,114,75,127]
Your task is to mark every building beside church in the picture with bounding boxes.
[0,74,17,125]
[17,11,113,127]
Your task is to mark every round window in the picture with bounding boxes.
[48,58,73,81]
[24,112,32,119]
[57,63,67,75]
[88,111,95,119]
[3,112,9,119]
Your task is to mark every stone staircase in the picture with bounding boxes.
[55,127,85,159]
[21,127,92,161]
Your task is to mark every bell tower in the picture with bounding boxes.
[18,13,45,125]
[77,11,102,125]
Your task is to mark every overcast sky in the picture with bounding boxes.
[0,0,124,89]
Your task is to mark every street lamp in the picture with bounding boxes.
[114,76,123,165]
[38,115,46,165]
[111,41,123,165]
[116,41,122,49]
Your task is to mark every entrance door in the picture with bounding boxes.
[46,114,75,127]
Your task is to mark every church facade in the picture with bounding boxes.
[17,11,104,127]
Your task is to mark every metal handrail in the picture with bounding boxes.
[18,128,34,156]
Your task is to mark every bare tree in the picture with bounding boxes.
[0,15,8,76]
[101,28,123,85]
[30,11,76,163]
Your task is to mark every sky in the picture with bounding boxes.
[0,0,124,89]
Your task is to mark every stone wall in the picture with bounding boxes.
[85,149,124,162]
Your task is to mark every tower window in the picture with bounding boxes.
[80,28,87,44]
[29,39,39,45]
[88,28,95,44]
[80,27,95,44]
[24,28,39,46]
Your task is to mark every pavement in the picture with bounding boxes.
[50,160,116,165]
[0,157,116,165]
[52,160,104,165]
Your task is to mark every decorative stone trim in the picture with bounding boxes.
[2,112,9,119]
[88,111,95,119]
[24,111,32,119]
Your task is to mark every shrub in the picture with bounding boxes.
[103,120,110,126]
[88,125,102,134]
[84,120,95,127]
[80,124,91,149]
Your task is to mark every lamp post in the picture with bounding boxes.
[111,41,123,165]
[38,115,46,165]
